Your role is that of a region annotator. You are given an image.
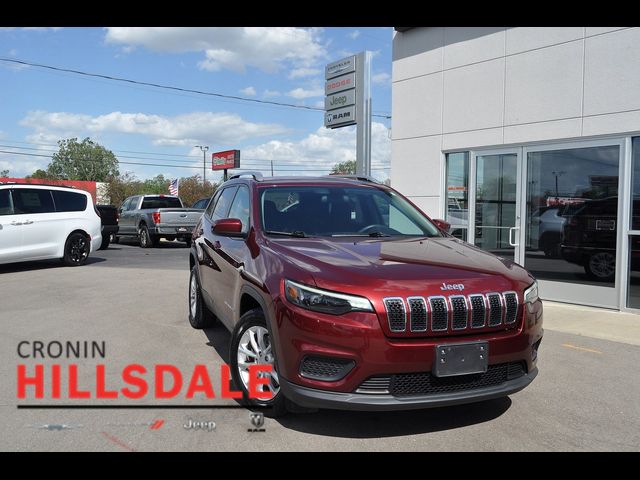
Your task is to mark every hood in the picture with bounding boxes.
[267,236,533,297]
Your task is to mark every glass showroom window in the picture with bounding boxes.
[627,137,640,309]
[445,152,469,241]
[525,145,620,288]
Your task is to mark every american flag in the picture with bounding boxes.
[169,178,179,196]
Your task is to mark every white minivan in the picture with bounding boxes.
[0,184,102,266]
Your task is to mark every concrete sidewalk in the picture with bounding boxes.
[543,301,640,346]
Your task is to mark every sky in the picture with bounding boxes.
[0,27,393,184]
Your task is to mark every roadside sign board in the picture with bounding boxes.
[325,72,356,96]
[324,105,356,128]
[212,150,240,170]
[325,89,356,111]
[325,55,356,79]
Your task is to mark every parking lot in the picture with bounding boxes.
[1,240,639,451]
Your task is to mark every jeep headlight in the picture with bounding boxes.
[524,281,539,304]
[284,279,373,315]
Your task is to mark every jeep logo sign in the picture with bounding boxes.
[325,89,356,111]
[440,283,465,291]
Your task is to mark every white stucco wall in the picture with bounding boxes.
[391,27,640,217]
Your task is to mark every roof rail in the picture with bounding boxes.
[326,174,381,184]
[0,182,79,189]
[227,171,264,181]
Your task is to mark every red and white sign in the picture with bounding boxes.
[212,150,240,171]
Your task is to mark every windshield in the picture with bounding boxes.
[259,185,441,237]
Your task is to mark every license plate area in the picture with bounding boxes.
[434,341,488,377]
[176,227,188,233]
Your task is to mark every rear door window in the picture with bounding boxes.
[52,190,88,212]
[0,189,13,215]
[12,189,55,214]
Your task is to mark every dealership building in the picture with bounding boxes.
[390,27,640,311]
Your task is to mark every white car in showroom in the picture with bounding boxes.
[0,184,102,266]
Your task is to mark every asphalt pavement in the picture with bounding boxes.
[1,241,638,451]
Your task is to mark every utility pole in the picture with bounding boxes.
[195,145,209,185]
[271,160,274,177]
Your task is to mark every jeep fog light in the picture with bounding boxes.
[284,279,373,315]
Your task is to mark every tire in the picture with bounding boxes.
[111,234,119,244]
[584,252,616,282]
[188,266,216,329]
[99,236,110,250]
[139,225,153,248]
[62,232,90,266]
[230,309,288,417]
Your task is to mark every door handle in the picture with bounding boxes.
[509,227,519,247]
[11,221,23,226]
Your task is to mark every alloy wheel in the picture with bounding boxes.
[236,325,280,398]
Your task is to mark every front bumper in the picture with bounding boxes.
[280,367,537,411]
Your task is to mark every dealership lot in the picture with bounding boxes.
[1,242,639,451]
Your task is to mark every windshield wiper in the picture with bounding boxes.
[264,230,307,238]
[331,232,391,237]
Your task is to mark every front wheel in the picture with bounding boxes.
[188,266,215,329]
[230,309,288,417]
[584,252,616,281]
[62,232,90,266]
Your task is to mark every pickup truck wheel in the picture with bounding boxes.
[139,225,153,248]
[99,236,110,250]
[188,266,215,329]
[62,232,90,266]
[111,234,119,244]
[230,309,288,417]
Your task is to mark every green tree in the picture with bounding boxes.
[142,174,170,194]
[27,169,49,179]
[331,160,356,175]
[0,169,9,177]
[105,172,143,207]
[175,175,217,207]
[47,137,119,181]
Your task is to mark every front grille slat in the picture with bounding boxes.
[384,297,406,332]
[449,295,468,330]
[408,297,428,332]
[487,293,503,327]
[469,294,487,328]
[503,292,518,324]
[429,296,448,331]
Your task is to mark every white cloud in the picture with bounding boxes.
[263,89,281,98]
[242,122,391,180]
[372,72,391,86]
[288,67,321,79]
[104,27,326,73]
[240,86,257,96]
[287,87,324,100]
[20,110,288,147]
[348,30,361,39]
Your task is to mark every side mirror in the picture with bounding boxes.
[212,218,244,237]
[432,218,451,233]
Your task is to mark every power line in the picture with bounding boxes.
[0,149,390,172]
[0,57,392,120]
[0,141,391,167]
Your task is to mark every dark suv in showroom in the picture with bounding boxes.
[188,173,543,415]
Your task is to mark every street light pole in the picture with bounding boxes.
[195,145,209,185]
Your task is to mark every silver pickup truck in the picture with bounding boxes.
[115,194,204,248]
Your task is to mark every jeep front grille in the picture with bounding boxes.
[383,292,519,335]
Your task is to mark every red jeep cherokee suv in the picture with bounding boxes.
[188,173,543,415]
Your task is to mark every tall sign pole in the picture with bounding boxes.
[355,51,372,176]
[324,51,372,176]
